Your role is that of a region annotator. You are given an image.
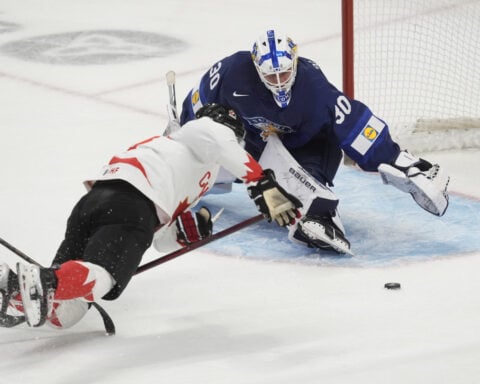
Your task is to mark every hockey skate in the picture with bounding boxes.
[16,263,57,327]
[295,215,353,256]
[0,262,25,327]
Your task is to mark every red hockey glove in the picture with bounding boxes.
[176,207,213,245]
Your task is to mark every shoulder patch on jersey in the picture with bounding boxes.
[351,115,385,155]
[191,82,204,113]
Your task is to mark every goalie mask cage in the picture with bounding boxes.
[342,0,480,153]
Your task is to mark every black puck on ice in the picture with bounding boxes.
[384,282,401,290]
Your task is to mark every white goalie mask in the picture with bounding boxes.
[251,30,298,108]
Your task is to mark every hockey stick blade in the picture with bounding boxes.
[91,302,115,336]
[135,214,263,275]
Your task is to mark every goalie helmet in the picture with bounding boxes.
[251,30,298,108]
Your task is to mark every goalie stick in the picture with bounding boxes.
[163,70,180,136]
[0,237,115,335]
[166,70,177,118]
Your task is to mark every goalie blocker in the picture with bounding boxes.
[378,150,450,216]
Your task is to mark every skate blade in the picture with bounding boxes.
[16,263,47,327]
[300,222,355,257]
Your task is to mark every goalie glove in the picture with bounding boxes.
[176,207,213,245]
[378,151,450,216]
[247,169,302,226]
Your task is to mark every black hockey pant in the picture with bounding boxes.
[52,180,159,300]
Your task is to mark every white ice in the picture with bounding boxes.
[0,1,479,383]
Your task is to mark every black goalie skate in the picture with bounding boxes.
[295,215,353,256]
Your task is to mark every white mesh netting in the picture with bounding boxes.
[352,0,480,153]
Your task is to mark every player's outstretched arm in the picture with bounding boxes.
[247,169,302,226]
[378,150,450,216]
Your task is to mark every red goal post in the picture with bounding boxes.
[342,0,480,154]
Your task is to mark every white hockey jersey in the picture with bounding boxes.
[84,117,264,252]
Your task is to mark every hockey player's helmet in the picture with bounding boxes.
[195,103,245,141]
[251,30,298,108]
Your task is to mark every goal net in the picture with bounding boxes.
[342,0,480,153]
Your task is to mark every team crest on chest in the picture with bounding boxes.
[244,116,293,141]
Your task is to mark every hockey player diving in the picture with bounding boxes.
[0,104,301,330]
[179,29,450,255]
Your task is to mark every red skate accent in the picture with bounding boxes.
[48,302,62,327]
[8,292,24,313]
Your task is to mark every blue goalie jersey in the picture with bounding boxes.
[180,51,400,186]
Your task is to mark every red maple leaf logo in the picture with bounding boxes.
[109,156,151,185]
[242,154,264,183]
[54,261,97,301]
[169,198,191,225]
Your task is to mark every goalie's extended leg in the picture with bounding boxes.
[295,216,352,255]
[258,134,352,255]
[290,196,352,255]
[378,150,449,216]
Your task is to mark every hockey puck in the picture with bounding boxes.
[384,282,401,290]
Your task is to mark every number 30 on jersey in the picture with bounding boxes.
[335,95,352,124]
[209,62,222,90]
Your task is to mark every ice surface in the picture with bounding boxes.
[0,1,479,383]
